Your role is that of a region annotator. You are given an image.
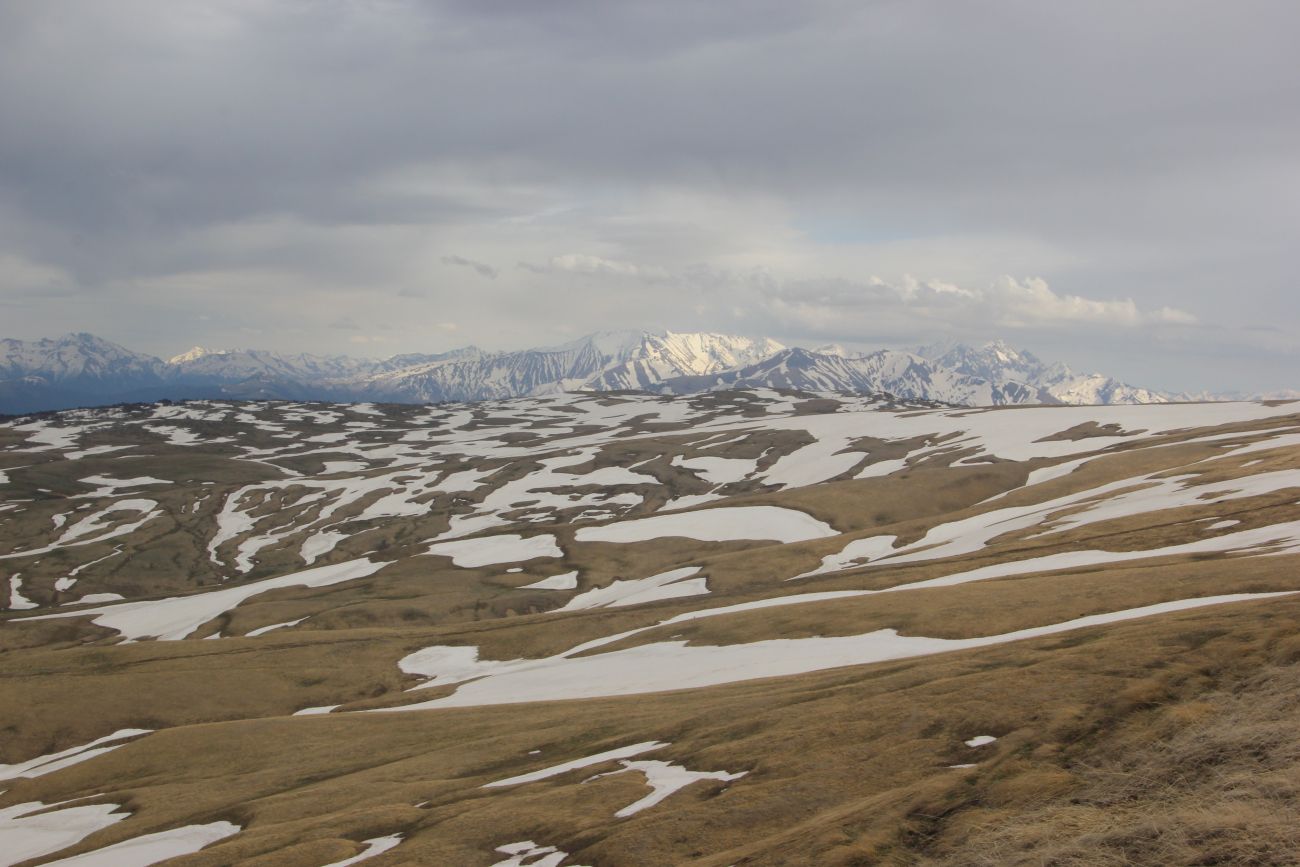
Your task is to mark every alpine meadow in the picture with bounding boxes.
[2,2,1298,866]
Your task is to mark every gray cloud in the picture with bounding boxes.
[0,0,1296,392]
[441,255,498,280]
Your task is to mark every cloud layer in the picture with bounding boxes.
[0,0,1296,391]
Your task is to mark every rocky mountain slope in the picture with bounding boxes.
[1,331,1183,414]
[656,346,1050,405]
[917,339,1173,405]
[0,391,1297,864]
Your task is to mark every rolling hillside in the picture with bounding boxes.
[1,391,1298,865]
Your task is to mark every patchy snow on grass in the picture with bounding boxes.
[559,568,707,611]
[58,499,163,545]
[8,575,37,610]
[24,558,385,641]
[391,592,1295,711]
[670,454,756,485]
[144,425,206,447]
[425,533,563,567]
[854,457,908,479]
[586,759,747,817]
[42,820,241,866]
[0,800,127,867]
[300,530,346,565]
[293,705,339,716]
[484,742,668,788]
[11,420,85,452]
[75,476,172,499]
[490,840,588,867]
[0,729,151,783]
[245,617,307,637]
[575,506,836,545]
[521,571,579,590]
[763,441,865,489]
[63,593,125,606]
[2,500,163,561]
[320,460,370,475]
[657,492,727,513]
[793,535,899,580]
[66,445,133,461]
[887,518,1300,595]
[964,735,997,748]
[320,834,403,866]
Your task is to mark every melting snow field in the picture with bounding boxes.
[520,571,580,591]
[320,833,404,866]
[424,533,563,567]
[484,742,668,788]
[41,820,241,866]
[390,592,1294,711]
[586,759,747,818]
[2,392,1299,865]
[0,801,127,867]
[1,499,163,561]
[491,840,589,867]
[0,729,152,783]
[559,567,707,610]
[24,559,385,641]
[574,506,836,544]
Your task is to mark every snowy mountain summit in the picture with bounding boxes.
[0,330,1188,414]
[916,339,1171,406]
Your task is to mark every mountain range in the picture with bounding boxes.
[0,330,1191,414]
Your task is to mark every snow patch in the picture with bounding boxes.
[484,742,668,788]
[559,568,707,611]
[521,571,579,590]
[586,759,747,817]
[41,820,241,866]
[575,506,835,545]
[320,834,403,866]
[424,534,563,567]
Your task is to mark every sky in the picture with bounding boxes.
[0,0,1297,392]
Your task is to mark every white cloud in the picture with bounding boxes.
[984,276,1146,326]
[763,272,1195,331]
[542,254,672,281]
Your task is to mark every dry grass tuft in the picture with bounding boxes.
[918,659,1300,866]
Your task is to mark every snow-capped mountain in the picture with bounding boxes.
[656,347,1049,405]
[0,333,168,412]
[358,331,784,402]
[581,332,784,391]
[361,335,620,403]
[0,330,1209,414]
[166,347,371,384]
[2,333,164,385]
[917,339,1175,406]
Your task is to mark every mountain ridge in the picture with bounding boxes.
[0,330,1202,414]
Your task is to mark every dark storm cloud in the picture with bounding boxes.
[0,0,1296,390]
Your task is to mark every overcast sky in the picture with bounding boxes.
[1,0,1297,391]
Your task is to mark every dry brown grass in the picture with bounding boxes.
[3,400,1300,864]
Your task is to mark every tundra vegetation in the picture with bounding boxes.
[1,390,1298,865]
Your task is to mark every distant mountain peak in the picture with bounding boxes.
[0,329,1195,414]
[169,346,220,365]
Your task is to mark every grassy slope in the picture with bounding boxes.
[0,396,1297,865]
